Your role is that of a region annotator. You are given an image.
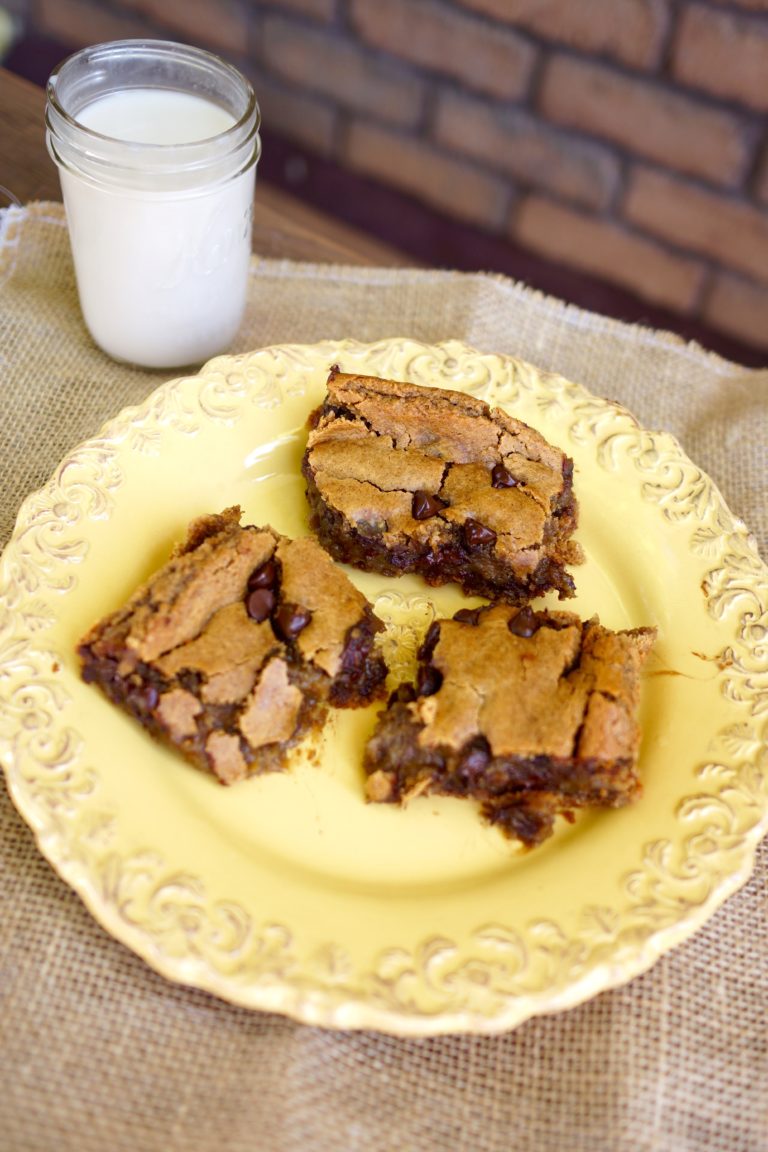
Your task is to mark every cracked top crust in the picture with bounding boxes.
[317,371,565,470]
[78,507,388,784]
[105,508,371,682]
[414,606,656,761]
[276,534,371,677]
[124,510,273,664]
[303,370,582,597]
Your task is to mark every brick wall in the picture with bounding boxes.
[18,0,768,352]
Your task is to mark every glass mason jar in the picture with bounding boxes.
[46,40,261,369]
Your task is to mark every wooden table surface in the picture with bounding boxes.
[0,66,407,268]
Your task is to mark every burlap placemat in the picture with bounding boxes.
[1,202,766,1152]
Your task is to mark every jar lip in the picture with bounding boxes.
[47,126,261,197]
[46,39,261,152]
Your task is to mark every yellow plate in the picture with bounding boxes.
[1,338,767,1035]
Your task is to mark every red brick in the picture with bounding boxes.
[36,0,155,46]
[514,196,706,311]
[262,16,425,127]
[344,120,510,229]
[455,0,669,69]
[433,90,619,211]
[624,166,768,285]
[539,54,754,188]
[250,74,337,155]
[261,0,337,20]
[710,0,768,9]
[711,0,768,9]
[757,147,768,203]
[704,270,768,350]
[119,0,250,55]
[673,3,768,112]
[349,0,535,100]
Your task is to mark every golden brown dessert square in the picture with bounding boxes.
[302,369,582,604]
[364,604,655,846]
[78,507,387,783]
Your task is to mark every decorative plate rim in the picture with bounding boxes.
[1,337,766,1036]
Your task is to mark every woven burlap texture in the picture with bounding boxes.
[1,203,766,1152]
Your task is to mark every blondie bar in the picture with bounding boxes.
[78,507,387,783]
[364,604,655,846]
[303,369,582,604]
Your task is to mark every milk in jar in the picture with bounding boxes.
[46,41,261,369]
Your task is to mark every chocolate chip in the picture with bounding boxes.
[127,684,159,714]
[389,682,417,705]
[453,607,482,625]
[460,737,490,777]
[412,490,447,520]
[178,670,202,694]
[508,606,539,638]
[419,621,441,660]
[246,587,275,622]
[491,463,518,488]
[248,560,277,589]
[463,518,497,548]
[273,602,312,641]
[417,664,443,697]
